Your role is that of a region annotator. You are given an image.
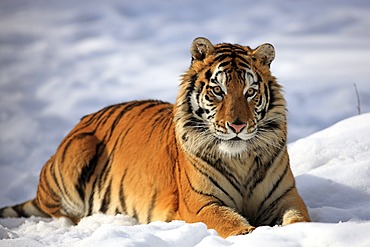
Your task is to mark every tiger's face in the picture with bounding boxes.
[175,38,285,157]
[197,62,262,154]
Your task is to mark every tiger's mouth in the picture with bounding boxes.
[214,129,257,142]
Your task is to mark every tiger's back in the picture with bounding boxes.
[1,37,310,238]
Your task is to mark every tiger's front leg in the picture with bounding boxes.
[175,157,255,238]
[176,196,255,238]
[193,203,256,237]
[281,188,311,226]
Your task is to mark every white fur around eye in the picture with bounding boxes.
[216,70,226,84]
[245,68,257,86]
[211,65,228,94]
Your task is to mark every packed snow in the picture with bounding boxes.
[1,0,370,246]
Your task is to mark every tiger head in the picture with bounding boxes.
[175,37,287,157]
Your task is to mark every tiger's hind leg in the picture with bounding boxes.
[36,133,103,223]
[35,156,70,220]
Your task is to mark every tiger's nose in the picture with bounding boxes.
[228,121,247,134]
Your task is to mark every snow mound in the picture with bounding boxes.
[1,114,370,246]
[289,113,370,223]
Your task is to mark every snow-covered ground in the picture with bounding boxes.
[1,0,370,246]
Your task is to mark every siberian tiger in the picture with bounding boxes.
[0,37,310,238]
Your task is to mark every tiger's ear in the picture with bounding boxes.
[253,43,275,67]
[190,37,215,62]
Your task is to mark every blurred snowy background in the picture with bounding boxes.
[0,0,369,209]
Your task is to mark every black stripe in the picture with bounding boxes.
[245,151,282,198]
[235,54,250,65]
[205,70,212,80]
[254,185,294,224]
[190,161,238,206]
[94,104,128,130]
[40,162,61,201]
[76,142,104,200]
[48,159,65,200]
[87,177,98,216]
[103,101,150,143]
[119,171,128,214]
[184,170,226,208]
[256,163,290,213]
[82,103,121,126]
[59,103,125,148]
[38,175,60,201]
[204,156,242,195]
[13,204,28,217]
[185,75,198,113]
[54,157,74,208]
[97,155,113,194]
[257,84,269,120]
[214,54,230,62]
[95,120,136,207]
[183,116,204,128]
[196,202,220,215]
[237,60,251,69]
[245,159,266,198]
[96,122,135,193]
[160,111,174,145]
[263,119,282,131]
[38,199,60,210]
[267,81,277,111]
[218,61,230,67]
[138,100,169,117]
[100,179,112,213]
[147,106,171,141]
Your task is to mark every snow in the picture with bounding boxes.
[1,0,370,246]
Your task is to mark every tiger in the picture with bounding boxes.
[0,37,310,238]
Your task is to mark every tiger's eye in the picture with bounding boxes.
[213,86,222,95]
[211,86,224,100]
[246,88,256,97]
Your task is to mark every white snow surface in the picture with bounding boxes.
[1,0,370,246]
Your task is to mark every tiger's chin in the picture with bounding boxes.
[218,139,249,156]
[215,131,257,156]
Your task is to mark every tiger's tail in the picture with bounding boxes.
[0,199,49,218]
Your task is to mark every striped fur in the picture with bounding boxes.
[0,37,310,238]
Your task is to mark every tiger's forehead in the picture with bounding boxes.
[215,43,252,54]
[208,44,256,86]
[214,43,252,58]
[211,43,254,71]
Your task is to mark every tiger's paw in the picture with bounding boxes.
[232,225,256,236]
[282,209,311,226]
